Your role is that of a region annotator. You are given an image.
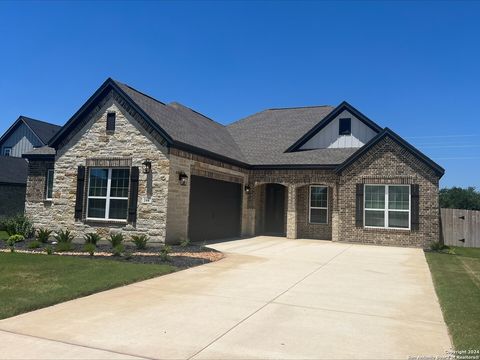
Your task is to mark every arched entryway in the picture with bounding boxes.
[254,183,288,236]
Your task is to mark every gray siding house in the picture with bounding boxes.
[0,116,60,218]
[23,78,444,248]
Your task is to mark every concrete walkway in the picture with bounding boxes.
[0,237,451,359]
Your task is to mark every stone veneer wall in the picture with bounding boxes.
[25,97,170,243]
[337,136,441,248]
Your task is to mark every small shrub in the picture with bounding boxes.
[84,232,101,245]
[131,234,149,250]
[430,241,445,251]
[45,245,54,255]
[180,237,190,247]
[36,229,53,243]
[159,245,172,262]
[55,242,73,252]
[112,243,125,257]
[2,215,35,238]
[6,235,23,253]
[83,243,96,256]
[109,233,125,248]
[28,240,42,249]
[54,229,74,243]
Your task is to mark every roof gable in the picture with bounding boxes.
[0,116,60,147]
[285,101,383,153]
[335,128,445,177]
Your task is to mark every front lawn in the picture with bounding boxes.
[426,247,480,350]
[0,253,176,319]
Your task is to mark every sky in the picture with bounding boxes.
[0,0,479,188]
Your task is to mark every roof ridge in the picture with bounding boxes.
[112,79,167,107]
[20,116,60,127]
[268,105,334,111]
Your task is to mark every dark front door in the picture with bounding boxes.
[264,184,286,235]
[188,175,242,242]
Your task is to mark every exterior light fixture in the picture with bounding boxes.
[178,172,188,186]
[142,160,152,174]
[244,185,251,193]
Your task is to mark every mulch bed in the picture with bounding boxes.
[0,239,224,268]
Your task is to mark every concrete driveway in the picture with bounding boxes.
[0,237,451,359]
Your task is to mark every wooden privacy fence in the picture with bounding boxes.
[440,208,480,248]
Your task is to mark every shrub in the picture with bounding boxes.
[6,235,23,253]
[159,245,172,262]
[2,215,35,238]
[430,241,445,251]
[109,233,125,248]
[28,240,42,249]
[84,232,101,245]
[36,229,53,243]
[55,242,73,252]
[131,234,149,250]
[180,237,190,247]
[45,245,54,255]
[83,243,96,256]
[54,229,74,243]
[112,243,125,257]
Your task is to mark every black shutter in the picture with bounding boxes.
[355,183,364,227]
[128,167,140,224]
[74,166,85,221]
[411,184,420,231]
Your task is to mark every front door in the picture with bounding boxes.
[264,184,286,235]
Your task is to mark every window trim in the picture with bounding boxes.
[86,167,130,222]
[45,169,54,200]
[364,184,411,230]
[309,185,329,224]
[3,147,12,156]
[339,118,352,136]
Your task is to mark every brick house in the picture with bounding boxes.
[23,78,444,247]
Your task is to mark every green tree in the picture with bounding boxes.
[439,187,480,210]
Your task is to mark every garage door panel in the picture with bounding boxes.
[188,176,242,242]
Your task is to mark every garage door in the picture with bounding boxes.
[188,175,242,242]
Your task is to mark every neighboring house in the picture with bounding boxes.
[0,117,59,218]
[23,78,444,248]
[0,116,61,157]
[0,156,28,219]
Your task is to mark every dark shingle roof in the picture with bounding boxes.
[0,156,28,184]
[22,117,61,144]
[226,106,356,165]
[22,146,56,157]
[113,81,247,163]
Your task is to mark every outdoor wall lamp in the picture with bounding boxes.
[178,172,188,186]
[244,185,251,193]
[142,159,152,174]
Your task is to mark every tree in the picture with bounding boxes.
[439,187,480,210]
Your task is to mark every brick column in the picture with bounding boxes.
[286,185,297,239]
[331,182,339,242]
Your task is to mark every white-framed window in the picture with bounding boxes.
[309,185,328,224]
[86,168,130,221]
[364,184,410,230]
[3,147,11,156]
[46,169,54,200]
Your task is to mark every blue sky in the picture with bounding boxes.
[0,1,478,188]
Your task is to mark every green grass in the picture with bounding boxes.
[0,253,176,319]
[426,247,480,350]
[0,230,8,241]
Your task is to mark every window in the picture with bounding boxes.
[106,112,116,132]
[87,168,130,221]
[3,147,11,156]
[364,185,410,229]
[46,169,54,200]
[309,185,328,224]
[339,118,351,135]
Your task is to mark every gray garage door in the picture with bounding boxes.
[188,175,242,242]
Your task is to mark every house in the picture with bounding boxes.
[0,116,60,219]
[0,116,61,157]
[23,78,444,247]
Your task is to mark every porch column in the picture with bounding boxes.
[331,182,339,242]
[286,185,298,239]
